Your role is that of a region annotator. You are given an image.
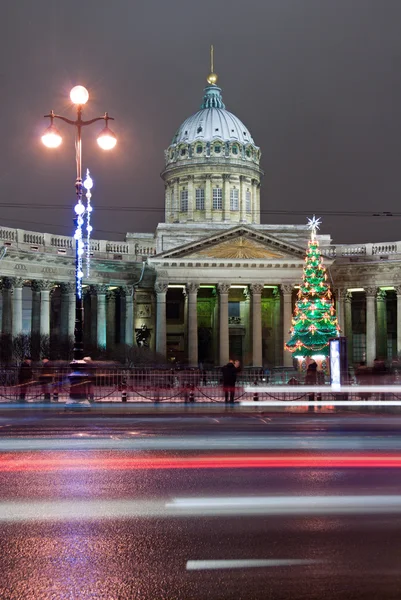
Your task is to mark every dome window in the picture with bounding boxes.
[196,145,203,154]
[181,148,186,156]
[246,149,251,158]
[232,145,238,155]
[197,126,203,133]
[214,145,221,153]
[215,128,219,132]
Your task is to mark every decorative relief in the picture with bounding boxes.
[42,267,57,275]
[376,289,387,301]
[14,278,25,288]
[136,304,152,319]
[14,264,27,271]
[196,237,284,260]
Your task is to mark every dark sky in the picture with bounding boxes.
[2,0,401,245]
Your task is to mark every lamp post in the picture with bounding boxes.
[41,85,116,390]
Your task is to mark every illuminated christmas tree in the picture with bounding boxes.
[285,216,340,358]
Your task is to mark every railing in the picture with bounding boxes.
[0,365,399,404]
[0,226,157,259]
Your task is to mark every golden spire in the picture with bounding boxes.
[207,44,218,85]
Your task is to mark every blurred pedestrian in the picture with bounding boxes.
[39,357,53,402]
[305,359,318,409]
[18,357,33,402]
[222,359,240,404]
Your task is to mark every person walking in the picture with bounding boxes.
[222,359,240,404]
[39,357,53,402]
[18,357,33,402]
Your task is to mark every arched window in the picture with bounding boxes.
[214,145,221,154]
[232,145,238,155]
[196,145,203,154]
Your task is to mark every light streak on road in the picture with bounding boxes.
[186,559,322,570]
[1,495,401,521]
[3,453,401,471]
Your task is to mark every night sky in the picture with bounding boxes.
[2,0,401,245]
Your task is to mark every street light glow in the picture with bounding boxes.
[41,124,62,148]
[97,126,117,150]
[70,85,89,105]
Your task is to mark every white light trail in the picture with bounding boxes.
[186,559,321,570]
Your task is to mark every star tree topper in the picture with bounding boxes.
[307,215,322,241]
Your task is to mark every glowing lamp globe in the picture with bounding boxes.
[41,124,62,148]
[97,126,117,150]
[70,85,89,105]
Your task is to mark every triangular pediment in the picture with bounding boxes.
[156,226,306,261]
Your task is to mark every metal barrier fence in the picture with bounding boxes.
[0,366,399,404]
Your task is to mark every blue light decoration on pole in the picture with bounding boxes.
[84,170,94,278]
[41,85,116,365]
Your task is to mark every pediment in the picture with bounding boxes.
[156,226,306,261]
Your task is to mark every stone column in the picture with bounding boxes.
[92,285,108,349]
[223,174,231,222]
[39,281,53,337]
[187,175,194,222]
[106,290,116,349]
[272,287,282,367]
[250,283,263,367]
[396,286,401,359]
[205,175,212,221]
[365,286,377,367]
[334,287,345,333]
[155,281,168,357]
[60,283,75,339]
[173,178,179,221]
[254,183,261,224]
[240,176,247,223]
[31,281,41,337]
[12,278,24,337]
[376,289,387,359]
[1,277,14,336]
[186,282,199,366]
[122,286,134,346]
[344,291,353,363]
[281,284,294,368]
[218,283,230,365]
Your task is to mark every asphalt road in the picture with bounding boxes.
[2,408,401,599]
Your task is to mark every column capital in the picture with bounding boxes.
[344,290,353,303]
[250,283,264,295]
[280,283,293,295]
[32,280,54,292]
[186,282,199,295]
[91,284,109,295]
[60,282,75,294]
[376,289,387,301]
[155,280,168,294]
[106,289,117,300]
[120,285,135,299]
[217,283,230,295]
[2,277,16,290]
[395,285,401,296]
[14,278,25,289]
[365,286,377,298]
[222,174,231,182]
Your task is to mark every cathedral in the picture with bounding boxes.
[0,67,400,369]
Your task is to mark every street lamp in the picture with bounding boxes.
[41,85,116,376]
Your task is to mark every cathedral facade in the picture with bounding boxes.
[0,73,400,368]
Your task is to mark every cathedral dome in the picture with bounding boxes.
[171,85,255,146]
[161,76,263,227]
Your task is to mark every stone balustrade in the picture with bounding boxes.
[0,226,156,260]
